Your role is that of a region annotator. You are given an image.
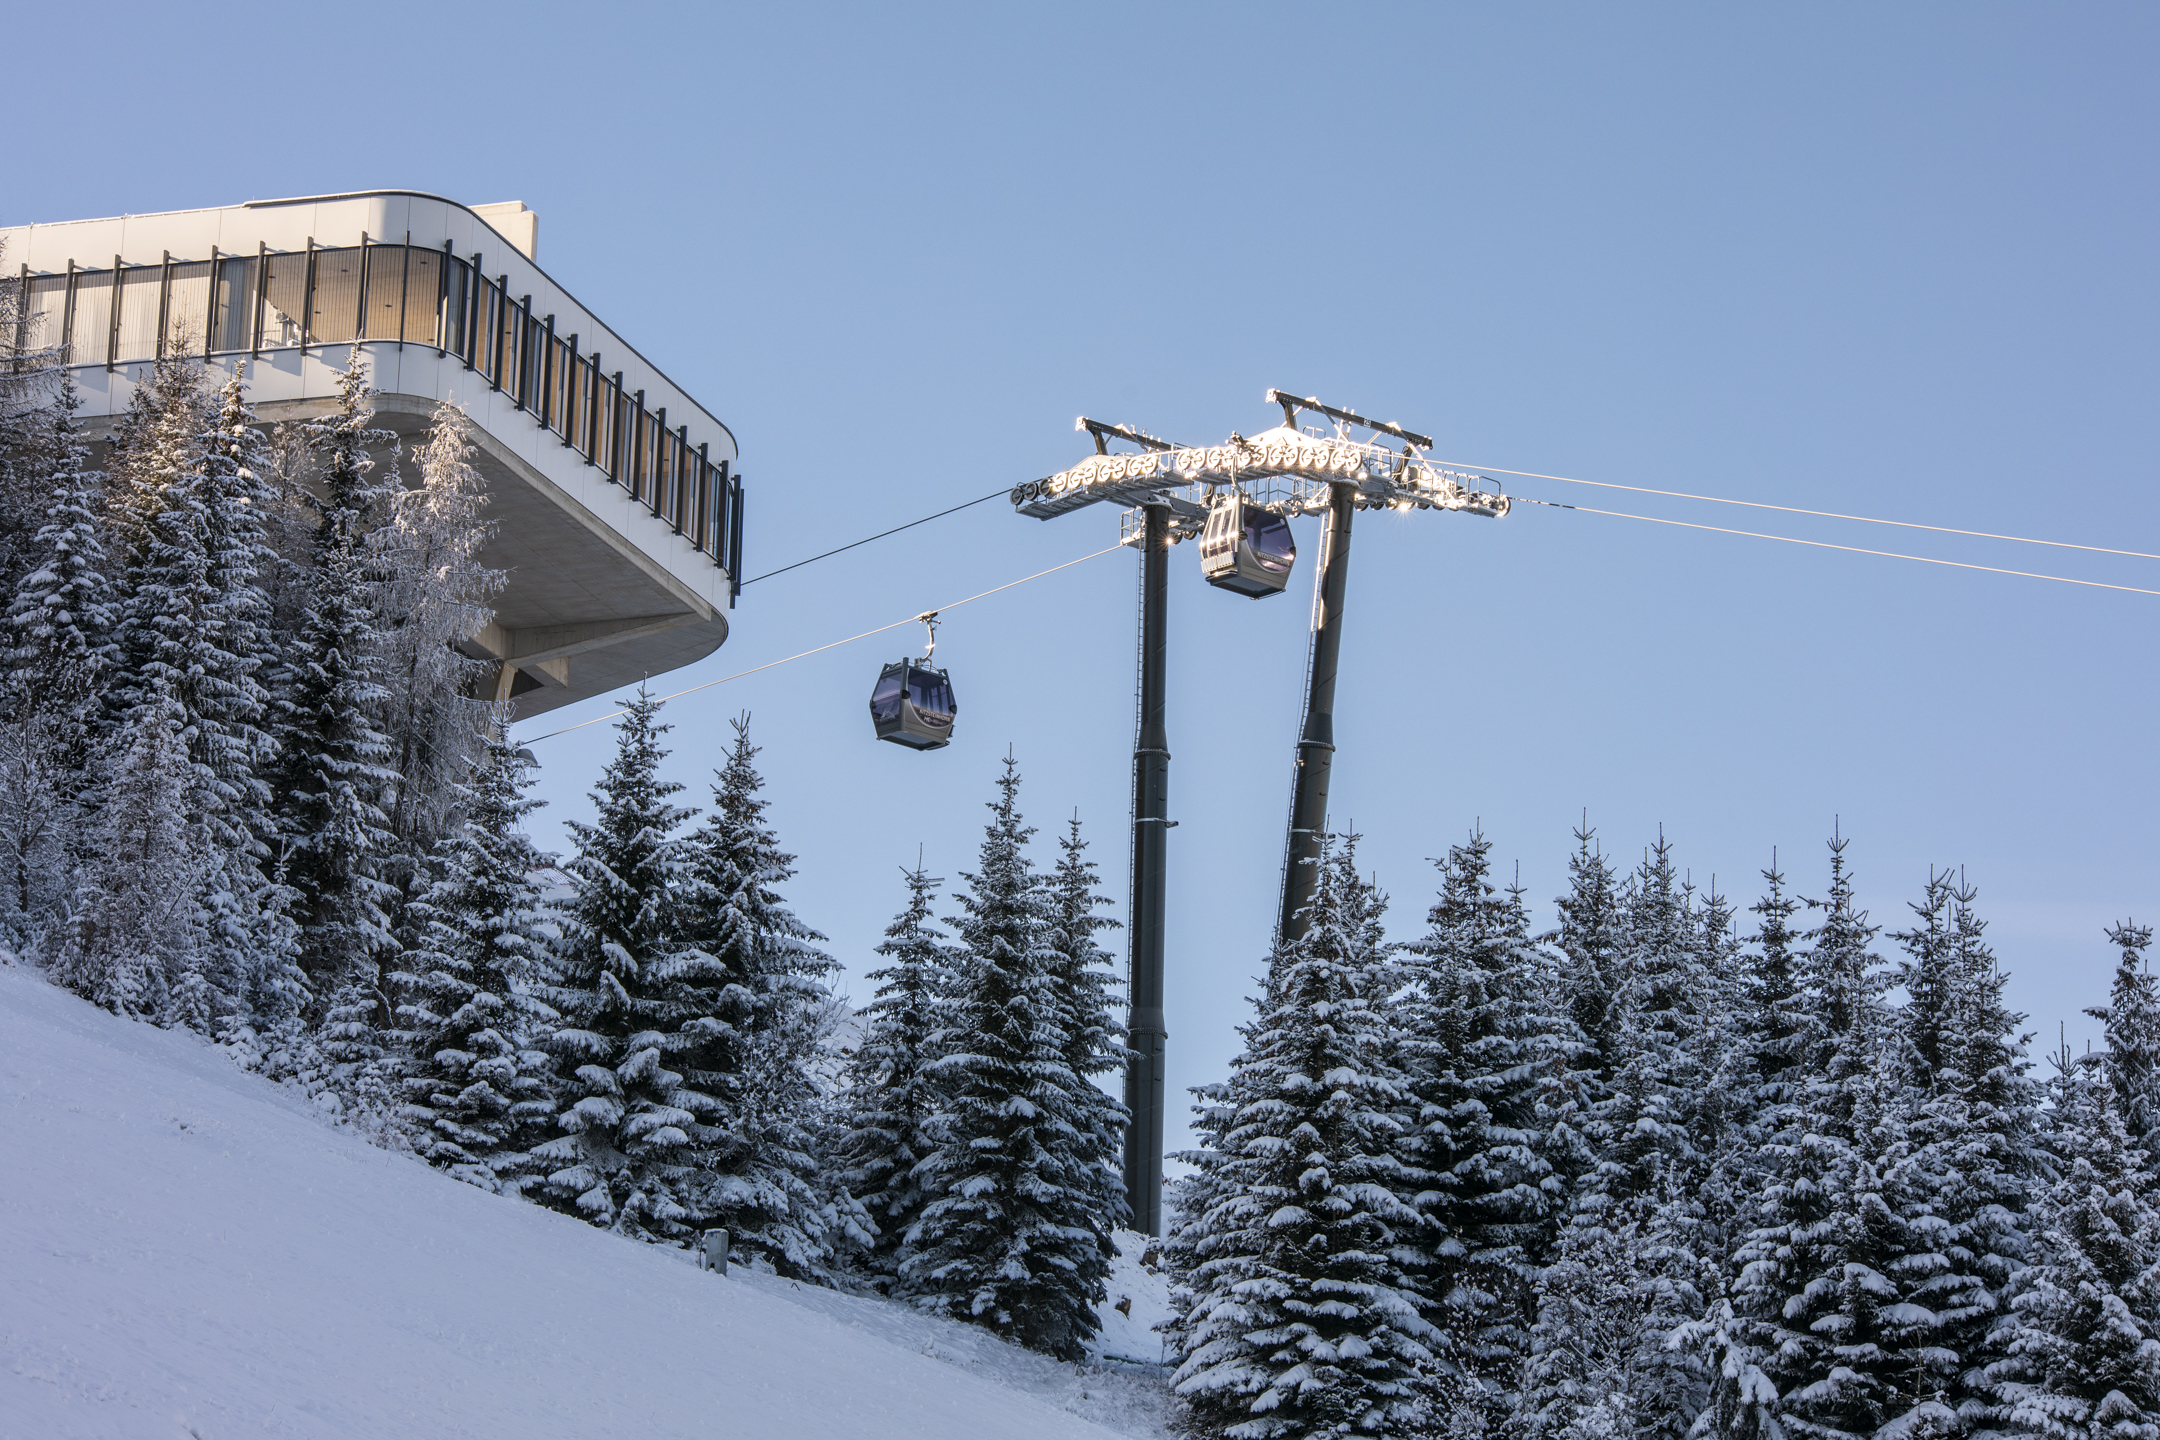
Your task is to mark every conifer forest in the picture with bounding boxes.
[7,258,2160,1440]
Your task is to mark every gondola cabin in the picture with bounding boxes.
[1199,492,1296,597]
[870,660,957,750]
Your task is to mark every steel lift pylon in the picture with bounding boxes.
[1010,395,1510,1232]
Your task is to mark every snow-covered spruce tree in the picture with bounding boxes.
[1799,834,1882,1120]
[1396,829,1559,1433]
[1943,875,2045,1428]
[267,525,397,1005]
[0,246,64,583]
[196,386,309,1038]
[1685,878,1746,1233]
[6,371,115,728]
[1892,869,1961,1088]
[268,356,399,1006]
[902,755,1111,1361]
[100,353,202,728]
[1553,823,1627,1102]
[109,428,240,804]
[837,862,958,1287]
[1627,1168,1719,1440]
[368,399,501,863]
[671,714,849,1277]
[187,366,293,1031]
[1556,877,1732,1440]
[1724,832,1957,1440]
[189,367,280,822]
[1665,858,1811,1440]
[302,347,398,543]
[391,736,558,1193]
[1597,833,1712,1212]
[1984,1057,2160,1437]
[1884,870,2042,1427]
[251,417,321,655]
[41,685,202,1016]
[1168,831,1439,1438]
[1783,1077,1940,1438]
[1539,822,1626,1253]
[1513,1193,1639,1440]
[0,373,115,938]
[1519,1003,1712,1440]
[2090,920,2160,1156]
[533,691,703,1241]
[100,350,209,574]
[87,362,285,1031]
[0,711,70,949]
[1533,835,1721,1440]
[1513,828,1638,1440]
[1042,813,1131,1236]
[1686,1297,1783,1440]
[1716,857,1810,1200]
[305,973,413,1145]
[1890,881,1997,1271]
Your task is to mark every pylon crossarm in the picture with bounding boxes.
[1015,425,1509,523]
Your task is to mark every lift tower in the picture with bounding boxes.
[1268,392,1444,944]
[1128,498,1172,1236]
[1013,417,1192,1235]
[1011,397,1509,1230]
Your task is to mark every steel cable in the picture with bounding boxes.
[739,487,1012,587]
[1438,460,2160,562]
[521,543,1127,743]
[1514,496,2160,597]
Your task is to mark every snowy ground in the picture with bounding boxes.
[1094,1231,1178,1370]
[0,961,1174,1439]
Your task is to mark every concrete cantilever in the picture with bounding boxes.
[1,190,742,719]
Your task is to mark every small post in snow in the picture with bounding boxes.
[700,1228,730,1276]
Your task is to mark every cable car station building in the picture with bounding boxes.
[1,191,744,718]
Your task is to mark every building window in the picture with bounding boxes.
[361,247,402,341]
[115,268,163,362]
[443,257,470,356]
[403,248,442,345]
[211,257,253,353]
[311,248,363,345]
[263,253,307,348]
[167,262,212,354]
[22,275,68,355]
[70,274,114,367]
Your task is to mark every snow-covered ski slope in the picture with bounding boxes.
[0,963,1172,1439]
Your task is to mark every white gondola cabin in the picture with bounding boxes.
[1198,492,1296,597]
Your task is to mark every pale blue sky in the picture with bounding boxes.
[15,4,2159,1144]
